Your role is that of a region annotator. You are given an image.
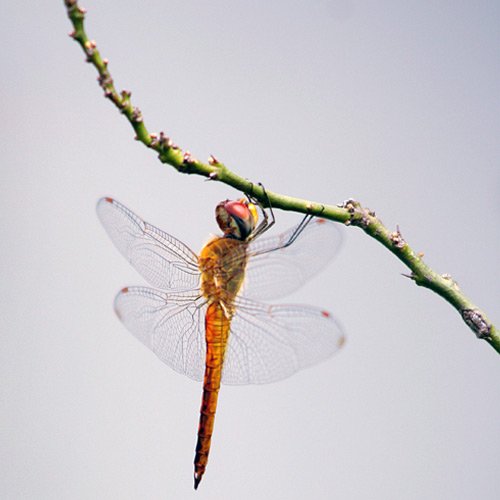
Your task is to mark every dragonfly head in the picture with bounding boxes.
[216,199,258,240]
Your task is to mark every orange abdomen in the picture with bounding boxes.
[193,302,231,489]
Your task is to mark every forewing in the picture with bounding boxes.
[221,297,344,385]
[242,218,343,300]
[114,286,207,381]
[97,197,200,291]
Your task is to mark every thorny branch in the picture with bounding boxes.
[64,0,499,354]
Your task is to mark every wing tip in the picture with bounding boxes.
[96,196,115,215]
[97,196,114,205]
[320,309,346,349]
[113,287,130,320]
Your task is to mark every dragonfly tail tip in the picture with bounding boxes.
[194,473,202,490]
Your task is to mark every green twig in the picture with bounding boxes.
[64,0,499,355]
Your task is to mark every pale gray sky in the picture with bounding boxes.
[1,1,499,499]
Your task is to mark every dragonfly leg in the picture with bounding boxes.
[285,203,324,244]
[253,203,325,255]
[280,203,325,248]
[248,183,275,241]
[247,183,326,251]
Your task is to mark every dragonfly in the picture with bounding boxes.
[97,195,344,489]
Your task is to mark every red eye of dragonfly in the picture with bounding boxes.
[97,196,344,489]
[215,199,257,240]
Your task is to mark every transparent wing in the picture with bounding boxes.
[221,297,345,385]
[242,218,343,300]
[114,288,344,385]
[114,286,207,381]
[97,197,200,291]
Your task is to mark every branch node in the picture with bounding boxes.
[131,107,143,123]
[84,39,96,56]
[339,198,358,212]
[148,133,158,147]
[97,74,113,89]
[390,226,407,249]
[340,198,372,228]
[183,151,196,165]
[461,309,491,339]
[158,131,172,148]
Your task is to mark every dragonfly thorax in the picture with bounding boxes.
[199,236,249,310]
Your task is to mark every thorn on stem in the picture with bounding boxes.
[208,154,219,165]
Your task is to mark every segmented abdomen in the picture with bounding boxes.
[193,302,231,489]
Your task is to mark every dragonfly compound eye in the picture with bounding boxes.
[215,200,256,240]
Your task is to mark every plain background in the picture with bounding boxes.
[1,1,499,499]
